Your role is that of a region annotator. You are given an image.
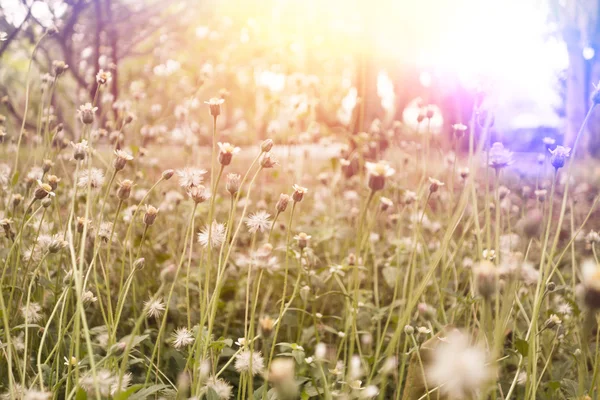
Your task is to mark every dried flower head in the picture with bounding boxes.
[246,211,272,234]
[144,205,159,226]
[426,330,492,400]
[234,350,265,376]
[187,185,211,204]
[96,69,112,85]
[198,221,226,248]
[171,327,194,349]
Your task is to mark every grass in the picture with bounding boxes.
[1,32,600,400]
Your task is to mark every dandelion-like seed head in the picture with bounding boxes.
[234,350,265,376]
[198,220,226,248]
[171,327,194,349]
[246,210,272,234]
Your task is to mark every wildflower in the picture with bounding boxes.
[482,249,496,261]
[246,211,272,233]
[276,193,290,213]
[260,152,278,168]
[235,338,247,347]
[162,169,175,180]
[23,389,52,400]
[234,350,265,376]
[292,184,308,202]
[144,298,166,318]
[380,196,393,211]
[549,145,571,170]
[217,142,241,166]
[77,168,105,189]
[226,173,241,195]
[428,177,444,193]
[143,205,159,226]
[47,175,60,191]
[534,189,547,202]
[198,221,226,248]
[488,142,514,170]
[0,32,7,41]
[52,60,68,76]
[580,259,600,309]
[187,185,211,204]
[543,137,556,147]
[365,161,395,191]
[268,358,295,383]
[113,149,134,171]
[294,232,311,249]
[77,291,96,307]
[205,377,233,400]
[261,139,274,152]
[71,140,89,161]
[64,356,78,367]
[21,302,43,323]
[404,325,415,335]
[426,330,492,400]
[259,315,274,335]
[177,167,207,188]
[116,179,134,200]
[171,327,194,348]
[587,230,600,245]
[77,103,98,125]
[98,222,114,243]
[473,261,498,299]
[545,314,562,329]
[96,69,112,85]
[452,123,467,138]
[34,180,54,200]
[458,167,470,180]
[205,97,225,117]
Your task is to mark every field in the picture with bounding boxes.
[2,8,600,400]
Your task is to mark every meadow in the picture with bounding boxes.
[2,19,600,400]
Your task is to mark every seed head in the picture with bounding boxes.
[294,232,311,249]
[71,140,89,161]
[488,142,514,170]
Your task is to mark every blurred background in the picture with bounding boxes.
[1,0,599,154]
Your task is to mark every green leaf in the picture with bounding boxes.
[128,384,169,400]
[547,380,561,391]
[11,171,19,187]
[113,384,144,400]
[514,339,529,357]
[75,388,87,400]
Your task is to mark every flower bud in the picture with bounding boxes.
[52,60,69,77]
[47,175,60,191]
[12,194,23,207]
[260,315,274,336]
[226,173,241,195]
[204,97,224,117]
[34,181,53,200]
[144,205,159,226]
[261,139,274,153]
[276,194,290,213]
[260,152,278,169]
[162,169,175,180]
[133,257,145,270]
[42,159,54,173]
[113,150,133,171]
